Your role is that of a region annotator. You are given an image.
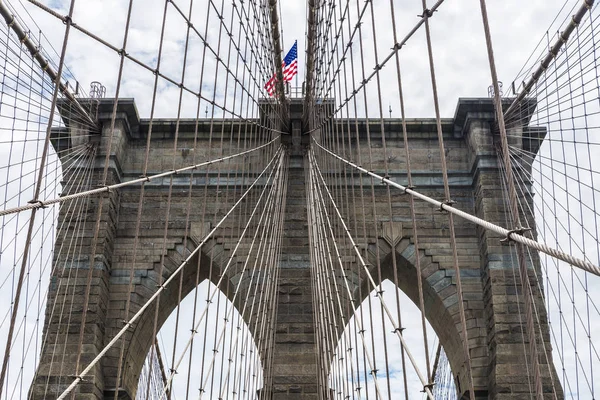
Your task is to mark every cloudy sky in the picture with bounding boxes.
[0,0,599,399]
[8,0,574,119]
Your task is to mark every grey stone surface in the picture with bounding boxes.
[33,98,560,399]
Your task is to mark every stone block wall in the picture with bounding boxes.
[33,98,560,399]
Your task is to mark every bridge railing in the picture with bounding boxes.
[285,83,304,98]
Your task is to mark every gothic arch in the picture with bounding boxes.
[351,237,487,398]
[329,277,455,398]
[113,234,265,399]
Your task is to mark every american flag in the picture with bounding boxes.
[264,41,298,97]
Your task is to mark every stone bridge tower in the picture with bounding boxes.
[31,97,560,400]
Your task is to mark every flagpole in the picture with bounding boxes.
[295,40,299,96]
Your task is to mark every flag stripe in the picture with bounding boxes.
[264,41,298,96]
[283,60,298,82]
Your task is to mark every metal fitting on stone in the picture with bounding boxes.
[439,199,455,212]
[403,185,415,194]
[501,226,532,244]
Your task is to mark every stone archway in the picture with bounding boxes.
[109,227,274,399]
[118,245,238,399]
[351,236,486,398]
[330,277,456,398]
[132,278,265,400]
